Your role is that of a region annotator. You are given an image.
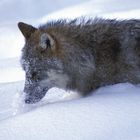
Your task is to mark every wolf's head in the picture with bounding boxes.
[18,22,69,104]
[18,21,95,104]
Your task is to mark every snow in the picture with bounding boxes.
[0,58,24,83]
[40,0,140,22]
[0,0,140,140]
[0,83,140,140]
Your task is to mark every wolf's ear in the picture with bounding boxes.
[18,22,37,39]
[39,33,55,50]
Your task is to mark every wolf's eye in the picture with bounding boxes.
[31,72,38,81]
[45,38,51,48]
[31,71,42,81]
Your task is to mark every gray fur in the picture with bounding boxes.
[19,18,140,104]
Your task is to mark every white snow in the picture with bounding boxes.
[0,26,24,59]
[0,83,140,140]
[40,0,140,22]
[0,58,24,83]
[0,0,140,140]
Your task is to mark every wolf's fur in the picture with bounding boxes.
[18,18,140,103]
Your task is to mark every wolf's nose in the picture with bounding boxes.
[25,99,31,104]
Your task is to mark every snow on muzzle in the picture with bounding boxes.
[24,83,49,104]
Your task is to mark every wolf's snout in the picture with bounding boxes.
[24,87,48,104]
[24,97,41,104]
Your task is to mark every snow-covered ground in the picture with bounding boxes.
[0,0,140,140]
[0,82,140,140]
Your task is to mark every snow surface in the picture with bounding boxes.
[0,0,140,140]
[0,83,140,140]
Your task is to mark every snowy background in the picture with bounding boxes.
[0,0,140,140]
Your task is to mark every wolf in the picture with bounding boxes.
[18,18,140,104]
